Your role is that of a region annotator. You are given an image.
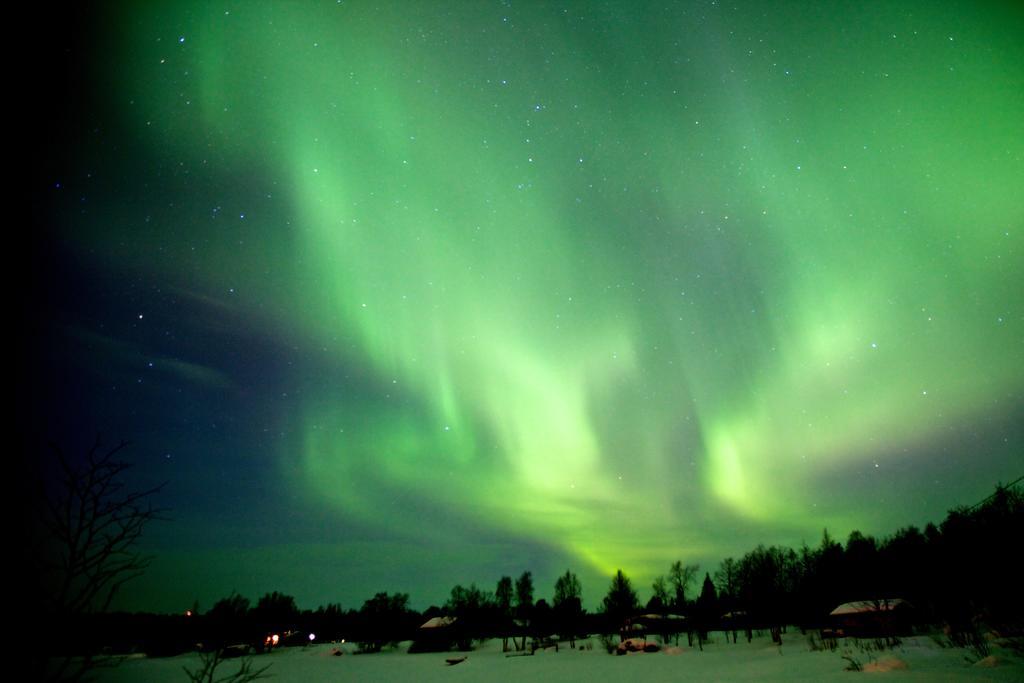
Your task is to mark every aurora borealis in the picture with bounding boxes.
[30,1,1022,613]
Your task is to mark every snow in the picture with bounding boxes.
[830,599,910,615]
[90,632,1022,682]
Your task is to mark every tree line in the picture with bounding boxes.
[70,480,1023,657]
[32,440,1021,665]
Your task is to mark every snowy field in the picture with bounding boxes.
[92,632,1022,682]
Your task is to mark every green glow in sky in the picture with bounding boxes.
[53,1,1023,607]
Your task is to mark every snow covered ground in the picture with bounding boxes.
[92,631,1022,682]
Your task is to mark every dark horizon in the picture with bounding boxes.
[36,477,1024,670]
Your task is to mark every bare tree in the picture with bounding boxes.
[183,650,272,683]
[36,437,167,682]
[651,575,670,610]
[495,576,513,651]
[668,561,700,611]
[713,557,739,601]
[553,570,584,648]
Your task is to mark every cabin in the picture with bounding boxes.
[624,613,688,646]
[828,599,914,637]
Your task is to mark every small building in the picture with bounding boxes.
[829,599,914,637]
[630,613,688,644]
[409,616,460,653]
[419,616,457,630]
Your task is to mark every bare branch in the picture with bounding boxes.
[184,650,273,683]
[37,437,169,683]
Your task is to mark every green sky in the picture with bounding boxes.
[39,1,1022,611]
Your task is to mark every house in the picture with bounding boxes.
[408,615,461,653]
[419,616,457,630]
[828,599,914,637]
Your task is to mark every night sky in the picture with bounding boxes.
[29,1,1022,614]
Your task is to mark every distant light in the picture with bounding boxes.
[185,610,193,617]
[309,633,316,642]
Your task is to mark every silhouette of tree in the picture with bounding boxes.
[515,571,534,619]
[206,592,252,646]
[252,591,299,632]
[693,572,719,649]
[844,530,879,599]
[358,592,412,652]
[713,557,738,605]
[698,572,718,608]
[532,598,553,637]
[553,570,582,607]
[310,602,345,642]
[495,576,513,615]
[667,561,700,611]
[446,584,491,618]
[495,575,514,651]
[183,649,271,683]
[209,593,251,621]
[601,569,639,630]
[35,437,166,682]
[697,573,718,620]
[878,526,928,611]
[814,528,845,614]
[736,545,795,631]
[651,575,670,612]
[553,570,584,647]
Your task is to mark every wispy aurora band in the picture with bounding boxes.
[119,2,1021,577]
